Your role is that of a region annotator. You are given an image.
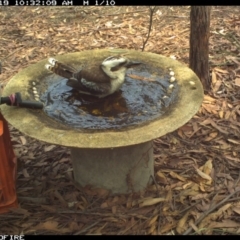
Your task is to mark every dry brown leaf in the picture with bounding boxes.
[209,219,240,228]
[33,162,48,167]
[182,182,194,189]
[199,203,232,229]
[105,21,112,27]
[148,222,156,234]
[148,215,158,226]
[100,202,108,208]
[216,203,232,218]
[111,206,117,214]
[126,195,133,209]
[93,187,110,197]
[169,171,186,182]
[191,193,209,200]
[94,222,107,234]
[22,168,30,178]
[203,95,216,103]
[235,77,240,86]
[202,159,213,176]
[227,103,233,108]
[53,190,67,207]
[36,34,45,40]
[162,190,172,212]
[41,205,57,213]
[139,197,165,207]
[177,128,184,138]
[195,168,212,181]
[214,67,229,74]
[219,110,224,118]
[201,118,229,134]
[165,189,172,203]
[19,136,27,145]
[225,155,240,162]
[204,132,218,141]
[160,221,177,234]
[44,144,56,152]
[35,220,70,233]
[228,139,240,145]
[43,220,58,230]
[232,207,240,215]
[224,110,231,120]
[127,74,155,82]
[156,171,168,184]
[176,211,189,234]
[189,220,200,234]
[103,217,119,223]
[69,221,79,231]
[202,103,220,114]
[58,39,67,43]
[10,207,30,216]
[216,172,233,180]
[209,132,218,139]
[80,196,88,205]
[179,124,193,132]
[211,70,217,84]
[199,182,206,192]
[59,157,70,163]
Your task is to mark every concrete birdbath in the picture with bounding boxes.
[1,49,204,194]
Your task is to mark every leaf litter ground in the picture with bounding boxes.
[1,6,240,235]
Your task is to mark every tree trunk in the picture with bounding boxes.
[189,6,211,92]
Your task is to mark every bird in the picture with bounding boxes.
[45,56,142,98]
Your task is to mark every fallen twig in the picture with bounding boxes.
[74,221,100,235]
[183,188,240,235]
[142,6,156,52]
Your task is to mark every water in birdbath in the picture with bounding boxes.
[38,65,179,131]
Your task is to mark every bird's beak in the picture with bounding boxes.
[125,61,142,68]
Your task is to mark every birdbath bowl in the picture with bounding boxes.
[1,49,204,194]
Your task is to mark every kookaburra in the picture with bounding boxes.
[45,56,141,98]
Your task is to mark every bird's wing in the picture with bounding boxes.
[55,62,78,73]
[46,58,79,79]
[66,78,110,95]
[78,66,110,83]
[80,78,110,93]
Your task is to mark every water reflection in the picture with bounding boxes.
[40,67,179,130]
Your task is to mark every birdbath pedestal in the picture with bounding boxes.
[1,49,204,194]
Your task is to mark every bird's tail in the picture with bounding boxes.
[45,58,77,79]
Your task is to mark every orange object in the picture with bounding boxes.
[0,111,18,213]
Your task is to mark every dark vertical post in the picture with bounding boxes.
[190,6,211,92]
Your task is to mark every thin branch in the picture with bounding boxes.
[183,188,240,235]
[142,6,156,52]
[74,221,100,235]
